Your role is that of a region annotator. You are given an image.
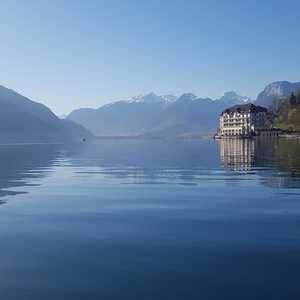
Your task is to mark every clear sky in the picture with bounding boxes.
[1,0,300,114]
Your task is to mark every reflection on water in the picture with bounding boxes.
[218,138,300,188]
[0,144,61,200]
[0,138,300,200]
[0,139,300,300]
[218,138,255,171]
[64,139,220,185]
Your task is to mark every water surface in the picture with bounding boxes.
[0,138,300,299]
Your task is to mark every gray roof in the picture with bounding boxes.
[221,103,268,115]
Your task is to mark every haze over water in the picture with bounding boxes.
[0,138,300,299]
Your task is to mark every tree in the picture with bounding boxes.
[290,92,297,107]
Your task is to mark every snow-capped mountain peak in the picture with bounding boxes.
[217,91,251,105]
[130,93,177,104]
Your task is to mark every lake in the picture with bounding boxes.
[0,138,300,299]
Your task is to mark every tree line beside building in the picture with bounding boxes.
[272,90,300,132]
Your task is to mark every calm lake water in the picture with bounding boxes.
[0,138,300,299]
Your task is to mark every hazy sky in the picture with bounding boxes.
[1,0,300,114]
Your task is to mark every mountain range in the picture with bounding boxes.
[1,80,299,143]
[67,91,251,137]
[67,81,300,137]
[0,85,93,143]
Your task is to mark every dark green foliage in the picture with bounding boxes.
[272,89,300,132]
[290,93,297,107]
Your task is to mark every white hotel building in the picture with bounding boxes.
[218,103,270,138]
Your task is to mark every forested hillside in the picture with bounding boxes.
[273,91,300,131]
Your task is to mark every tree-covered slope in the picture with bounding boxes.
[273,91,300,132]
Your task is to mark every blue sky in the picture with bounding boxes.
[1,0,300,114]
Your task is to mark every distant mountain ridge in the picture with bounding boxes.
[255,81,300,109]
[130,92,177,104]
[3,80,297,141]
[67,91,252,137]
[218,91,251,105]
[0,85,93,143]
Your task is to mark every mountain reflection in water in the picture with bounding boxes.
[0,138,300,201]
[0,144,61,200]
[0,139,300,300]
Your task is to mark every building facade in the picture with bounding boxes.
[218,103,269,138]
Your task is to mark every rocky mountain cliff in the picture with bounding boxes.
[256,81,300,109]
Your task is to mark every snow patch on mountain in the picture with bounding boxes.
[217,91,252,105]
[130,92,177,104]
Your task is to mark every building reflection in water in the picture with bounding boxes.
[218,138,256,171]
[218,137,300,188]
[0,139,299,204]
